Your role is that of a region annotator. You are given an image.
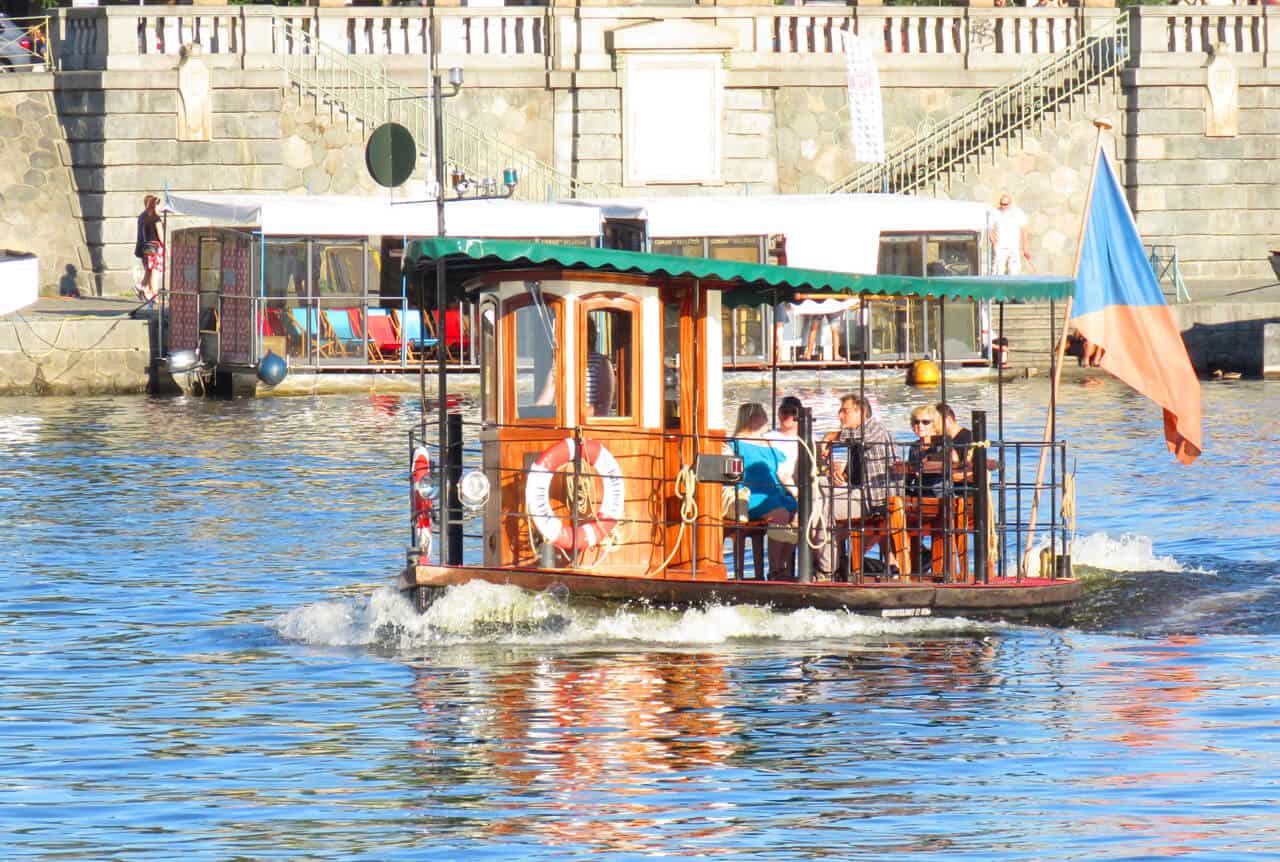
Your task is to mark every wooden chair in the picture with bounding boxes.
[839,494,909,579]
[394,310,440,359]
[289,308,337,357]
[724,518,769,580]
[322,308,363,357]
[365,308,402,362]
[904,496,972,580]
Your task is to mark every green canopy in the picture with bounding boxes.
[402,237,1074,306]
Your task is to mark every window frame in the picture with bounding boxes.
[577,292,642,428]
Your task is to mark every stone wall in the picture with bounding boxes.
[1126,67,1280,282]
[9,33,1279,296]
[0,314,151,395]
[775,85,975,195]
[0,77,92,297]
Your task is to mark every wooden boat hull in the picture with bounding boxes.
[399,564,1082,620]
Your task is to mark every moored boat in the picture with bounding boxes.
[396,238,1083,619]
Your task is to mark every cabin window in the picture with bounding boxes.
[512,299,559,421]
[649,238,700,258]
[876,232,984,359]
[480,299,497,424]
[663,300,682,429]
[580,304,634,420]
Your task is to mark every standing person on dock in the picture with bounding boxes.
[133,194,164,302]
[990,192,1031,275]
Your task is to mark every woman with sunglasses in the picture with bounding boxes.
[903,404,950,497]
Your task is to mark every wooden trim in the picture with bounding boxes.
[577,291,642,429]
[500,291,564,427]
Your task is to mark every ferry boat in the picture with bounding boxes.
[396,238,1083,619]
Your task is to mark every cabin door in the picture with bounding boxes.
[660,285,726,577]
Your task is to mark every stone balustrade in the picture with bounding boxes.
[49,6,1280,77]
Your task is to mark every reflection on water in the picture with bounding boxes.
[1,378,1279,859]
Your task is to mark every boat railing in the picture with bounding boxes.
[410,421,1073,585]
[248,294,477,370]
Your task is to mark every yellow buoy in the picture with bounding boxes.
[907,359,940,386]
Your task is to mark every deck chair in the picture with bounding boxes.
[365,308,402,362]
[289,307,336,357]
[395,310,439,359]
[322,308,364,357]
[258,307,286,336]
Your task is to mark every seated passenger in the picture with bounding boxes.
[937,402,975,490]
[726,401,797,579]
[901,404,956,497]
[815,393,897,578]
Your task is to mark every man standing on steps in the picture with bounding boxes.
[990,192,1031,275]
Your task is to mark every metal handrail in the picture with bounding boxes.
[1146,243,1191,303]
[828,10,1130,196]
[273,19,608,202]
[2,15,51,71]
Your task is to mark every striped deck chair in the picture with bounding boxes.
[289,308,336,357]
[365,308,402,362]
[322,308,364,357]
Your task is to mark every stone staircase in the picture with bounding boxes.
[829,11,1130,197]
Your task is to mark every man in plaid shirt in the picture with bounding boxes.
[816,393,897,576]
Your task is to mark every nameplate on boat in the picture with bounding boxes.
[881,607,931,619]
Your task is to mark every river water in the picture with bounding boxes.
[2,375,1278,860]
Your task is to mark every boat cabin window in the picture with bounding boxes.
[480,300,497,423]
[580,300,635,421]
[510,296,560,422]
[663,299,682,429]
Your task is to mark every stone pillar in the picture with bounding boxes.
[1131,7,1171,64]
[104,8,144,72]
[241,6,281,72]
[1266,6,1280,69]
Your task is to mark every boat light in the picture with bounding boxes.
[415,473,440,502]
[167,349,201,374]
[458,469,490,511]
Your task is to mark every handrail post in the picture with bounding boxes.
[796,407,815,583]
[972,410,989,584]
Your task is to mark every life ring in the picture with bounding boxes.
[525,437,626,551]
[411,445,433,552]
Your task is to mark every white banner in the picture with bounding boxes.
[842,31,885,165]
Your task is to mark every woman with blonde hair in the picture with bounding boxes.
[904,404,948,497]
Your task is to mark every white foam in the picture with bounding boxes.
[1067,531,1190,573]
[273,581,986,652]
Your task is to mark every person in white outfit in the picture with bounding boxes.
[990,193,1031,275]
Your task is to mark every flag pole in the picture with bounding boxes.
[1021,118,1111,577]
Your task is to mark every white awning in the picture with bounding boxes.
[162,193,605,240]
[584,193,993,275]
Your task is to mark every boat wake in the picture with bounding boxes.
[1068,531,1205,574]
[273,582,988,653]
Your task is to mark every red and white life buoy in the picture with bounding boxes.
[525,437,626,551]
[411,445,433,552]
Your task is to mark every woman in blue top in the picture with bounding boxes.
[728,402,798,578]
